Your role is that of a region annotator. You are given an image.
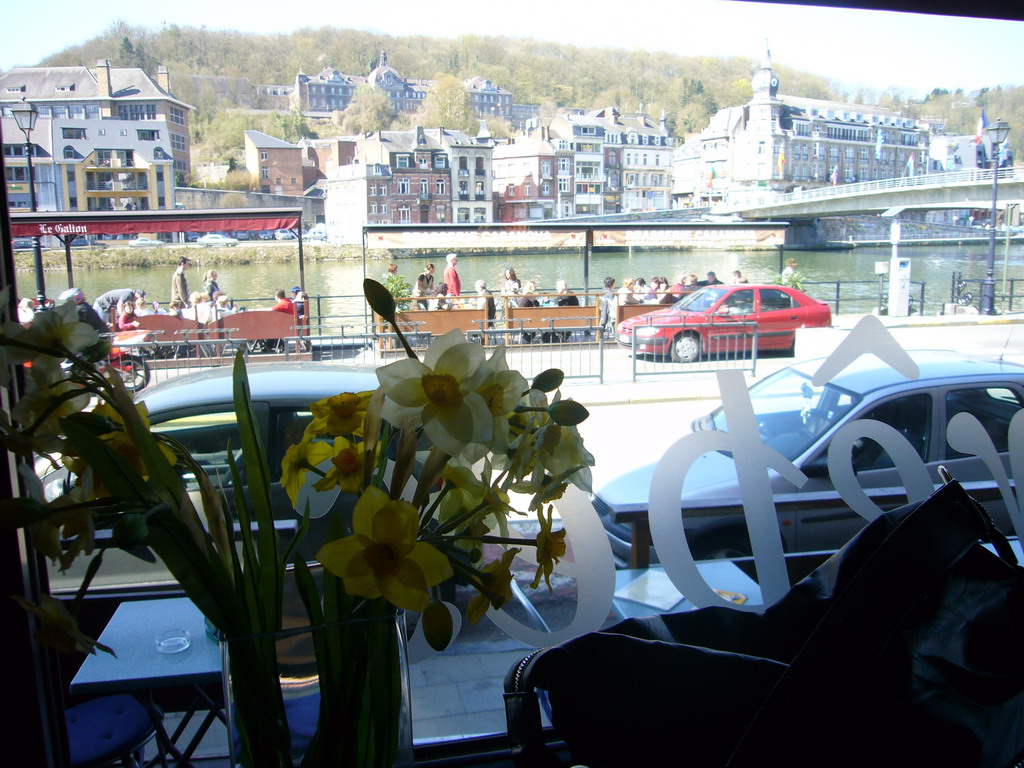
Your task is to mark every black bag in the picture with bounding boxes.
[504,479,1024,767]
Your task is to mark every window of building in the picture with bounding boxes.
[558,178,570,193]
[169,107,186,125]
[436,206,446,222]
[398,206,411,223]
[137,129,160,141]
[61,127,86,140]
[523,184,531,196]
[5,166,29,182]
[260,151,268,161]
[170,133,188,152]
[397,179,411,195]
[370,202,377,214]
[261,168,269,179]
[435,179,446,195]
[541,161,552,177]
[275,178,282,185]
[63,145,76,159]
[457,208,470,223]
[396,155,411,168]
[541,182,551,195]
[380,202,388,214]
[434,155,447,169]
[118,103,157,121]
[420,179,428,195]
[473,207,486,223]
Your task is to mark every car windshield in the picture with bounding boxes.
[709,367,861,460]
[674,286,728,312]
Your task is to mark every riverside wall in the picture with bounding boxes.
[173,187,323,225]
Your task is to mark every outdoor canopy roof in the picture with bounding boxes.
[9,207,303,237]
[9,207,306,296]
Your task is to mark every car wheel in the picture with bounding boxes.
[689,530,752,561]
[671,333,701,363]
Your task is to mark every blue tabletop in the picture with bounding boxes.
[71,597,222,695]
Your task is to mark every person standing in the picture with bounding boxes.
[413,263,436,309]
[202,270,220,298]
[443,253,462,299]
[171,257,191,306]
[599,277,617,333]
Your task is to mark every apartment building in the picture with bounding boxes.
[492,129,558,222]
[1,60,187,212]
[244,130,305,196]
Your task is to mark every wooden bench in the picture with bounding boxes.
[378,308,490,350]
[214,309,301,352]
[504,300,601,342]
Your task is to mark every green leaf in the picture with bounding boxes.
[531,368,564,392]
[548,399,589,426]
[61,411,119,436]
[231,351,282,633]
[111,514,148,549]
[60,418,153,502]
[422,598,454,652]
[364,278,397,323]
[0,497,48,528]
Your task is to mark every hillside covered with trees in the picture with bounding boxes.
[35,21,1024,167]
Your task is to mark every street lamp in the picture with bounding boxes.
[10,98,46,307]
[981,118,1011,315]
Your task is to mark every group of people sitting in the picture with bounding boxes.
[604,269,749,308]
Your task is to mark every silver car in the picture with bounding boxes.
[593,351,1024,565]
[44,363,379,584]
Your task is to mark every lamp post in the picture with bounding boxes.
[981,118,1011,315]
[10,99,46,307]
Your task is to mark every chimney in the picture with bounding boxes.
[96,59,112,99]
[157,65,170,94]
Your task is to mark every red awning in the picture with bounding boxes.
[9,208,302,238]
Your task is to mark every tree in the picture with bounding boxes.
[414,74,477,133]
[340,85,394,134]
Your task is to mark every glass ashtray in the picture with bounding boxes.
[155,629,191,654]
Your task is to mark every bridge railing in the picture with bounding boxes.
[722,165,1022,210]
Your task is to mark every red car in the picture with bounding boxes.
[617,284,832,362]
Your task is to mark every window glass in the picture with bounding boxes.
[944,387,1023,458]
[759,288,795,312]
[853,393,932,470]
[721,289,754,315]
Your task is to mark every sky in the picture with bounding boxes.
[2,0,1022,97]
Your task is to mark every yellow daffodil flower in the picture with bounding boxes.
[530,505,567,590]
[280,435,334,507]
[307,391,373,437]
[313,436,369,495]
[11,594,109,656]
[316,487,452,612]
[377,330,492,456]
[467,547,521,624]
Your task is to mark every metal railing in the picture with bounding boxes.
[723,166,1022,210]
[803,280,927,316]
[625,319,760,382]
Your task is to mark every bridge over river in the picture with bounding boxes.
[714,166,1024,221]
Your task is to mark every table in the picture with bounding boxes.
[71,597,225,766]
[612,562,764,619]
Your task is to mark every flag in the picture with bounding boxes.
[830,166,838,185]
[975,109,989,145]
[875,130,883,161]
[906,153,915,177]
[776,150,786,177]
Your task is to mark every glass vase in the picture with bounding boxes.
[222,608,413,768]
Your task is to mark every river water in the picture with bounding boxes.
[34,240,1024,324]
